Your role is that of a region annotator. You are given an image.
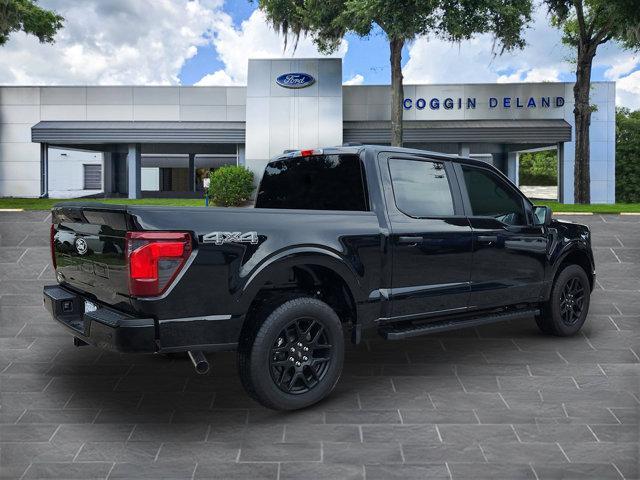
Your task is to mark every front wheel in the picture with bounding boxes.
[238,297,344,410]
[536,264,590,336]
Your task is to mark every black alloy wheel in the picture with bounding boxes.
[269,317,333,394]
[559,276,585,326]
[535,264,590,337]
[238,297,344,410]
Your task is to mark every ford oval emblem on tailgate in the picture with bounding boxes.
[75,237,88,255]
[275,72,315,89]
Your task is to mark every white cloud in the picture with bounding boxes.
[599,52,640,109]
[0,0,224,85]
[1,1,637,110]
[343,74,364,85]
[497,67,561,83]
[402,6,639,108]
[403,8,572,85]
[196,9,348,86]
[195,70,237,86]
[604,54,639,81]
[616,70,640,110]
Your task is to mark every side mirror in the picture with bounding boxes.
[533,205,552,227]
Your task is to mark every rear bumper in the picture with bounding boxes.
[43,285,242,354]
[43,285,156,353]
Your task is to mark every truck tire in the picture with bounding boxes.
[238,297,344,410]
[536,264,590,336]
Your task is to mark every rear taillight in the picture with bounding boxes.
[50,224,57,270]
[125,232,192,297]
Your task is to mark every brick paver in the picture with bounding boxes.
[0,211,638,479]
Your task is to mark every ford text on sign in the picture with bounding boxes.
[275,73,316,89]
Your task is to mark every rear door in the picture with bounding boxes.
[455,163,547,310]
[379,153,473,321]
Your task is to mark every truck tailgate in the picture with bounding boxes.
[51,204,133,311]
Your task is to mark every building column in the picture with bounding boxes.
[507,151,518,184]
[103,152,113,195]
[127,143,141,199]
[188,153,196,192]
[40,143,49,198]
[457,143,470,157]
[237,144,246,166]
[557,142,565,203]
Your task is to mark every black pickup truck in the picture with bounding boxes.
[44,145,594,410]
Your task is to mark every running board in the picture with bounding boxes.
[379,308,540,340]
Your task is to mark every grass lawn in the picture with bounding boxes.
[1,197,640,214]
[536,201,640,214]
[0,197,206,210]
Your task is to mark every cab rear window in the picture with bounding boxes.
[255,154,369,211]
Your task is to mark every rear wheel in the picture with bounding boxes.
[238,297,344,410]
[536,264,590,336]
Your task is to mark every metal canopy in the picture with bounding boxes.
[343,119,572,144]
[32,119,571,146]
[32,121,246,144]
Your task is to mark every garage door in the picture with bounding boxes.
[83,164,102,190]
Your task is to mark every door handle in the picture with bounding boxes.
[477,235,498,245]
[398,236,423,244]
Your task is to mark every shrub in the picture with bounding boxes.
[207,165,254,207]
[519,150,558,186]
[616,108,640,203]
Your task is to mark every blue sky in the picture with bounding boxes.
[178,3,400,86]
[0,0,637,107]
[178,1,623,87]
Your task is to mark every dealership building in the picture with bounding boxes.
[0,58,616,203]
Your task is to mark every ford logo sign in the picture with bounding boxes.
[275,72,315,89]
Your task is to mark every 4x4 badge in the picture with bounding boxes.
[202,231,259,246]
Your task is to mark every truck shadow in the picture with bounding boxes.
[41,314,602,430]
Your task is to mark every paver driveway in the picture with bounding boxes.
[0,211,638,480]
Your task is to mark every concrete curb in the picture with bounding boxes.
[553,212,594,215]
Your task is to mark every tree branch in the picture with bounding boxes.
[593,19,615,45]
[572,0,588,44]
[597,32,613,45]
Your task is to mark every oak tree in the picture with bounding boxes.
[544,0,640,203]
[0,0,63,46]
[258,0,532,146]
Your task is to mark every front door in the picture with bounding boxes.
[380,154,473,321]
[457,164,548,310]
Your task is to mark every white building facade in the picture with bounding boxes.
[0,58,616,203]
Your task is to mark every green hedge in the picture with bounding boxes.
[616,108,640,203]
[519,150,558,186]
[207,165,255,207]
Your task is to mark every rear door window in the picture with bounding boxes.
[388,158,455,217]
[256,154,368,211]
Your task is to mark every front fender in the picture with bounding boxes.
[552,241,593,270]
[542,240,594,299]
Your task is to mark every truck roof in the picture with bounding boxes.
[274,145,494,169]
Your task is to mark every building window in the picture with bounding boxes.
[83,164,102,190]
[388,158,455,217]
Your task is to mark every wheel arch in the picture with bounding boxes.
[238,249,363,328]
[549,244,595,294]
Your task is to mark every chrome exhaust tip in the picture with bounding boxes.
[188,350,209,375]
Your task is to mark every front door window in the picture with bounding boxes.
[462,166,526,225]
